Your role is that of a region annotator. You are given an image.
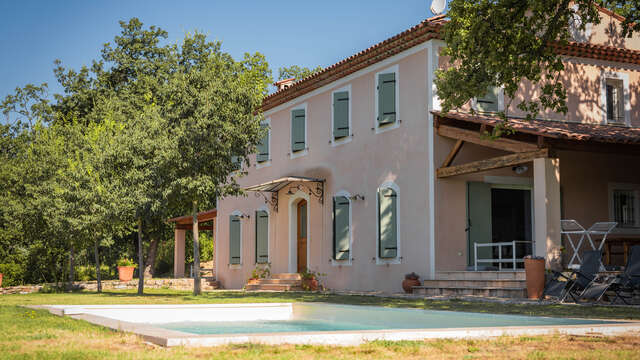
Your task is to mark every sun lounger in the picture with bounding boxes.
[580,245,640,304]
[543,250,602,302]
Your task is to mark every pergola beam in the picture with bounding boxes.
[437,148,550,178]
[437,125,539,153]
[441,139,464,168]
[175,223,214,231]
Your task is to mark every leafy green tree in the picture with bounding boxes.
[278,65,323,81]
[435,0,637,134]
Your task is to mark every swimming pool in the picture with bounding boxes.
[40,303,639,347]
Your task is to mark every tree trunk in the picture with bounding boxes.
[67,245,75,291]
[94,239,102,293]
[192,200,201,296]
[144,237,159,278]
[137,217,145,295]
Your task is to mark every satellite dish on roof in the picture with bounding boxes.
[430,0,446,15]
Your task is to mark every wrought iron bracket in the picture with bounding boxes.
[254,191,279,212]
[288,181,324,204]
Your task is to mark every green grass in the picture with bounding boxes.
[4,288,640,320]
[1,290,640,359]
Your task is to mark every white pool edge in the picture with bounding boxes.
[30,304,640,347]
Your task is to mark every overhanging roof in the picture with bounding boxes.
[243,176,324,193]
[168,209,217,225]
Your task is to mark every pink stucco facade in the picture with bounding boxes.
[213,11,640,291]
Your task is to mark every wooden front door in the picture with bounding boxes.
[297,200,308,272]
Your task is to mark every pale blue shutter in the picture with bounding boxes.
[333,196,350,260]
[377,73,396,125]
[255,210,269,263]
[291,109,306,152]
[476,86,499,112]
[378,188,397,258]
[229,215,241,264]
[333,91,349,139]
[256,123,269,163]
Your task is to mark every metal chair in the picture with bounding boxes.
[561,220,588,269]
[586,222,617,252]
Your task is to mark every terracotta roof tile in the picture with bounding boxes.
[432,111,640,145]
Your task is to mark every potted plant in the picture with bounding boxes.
[247,263,271,285]
[299,268,324,291]
[116,258,137,282]
[402,272,421,293]
[524,255,545,300]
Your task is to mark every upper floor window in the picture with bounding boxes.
[610,183,640,228]
[332,86,351,143]
[290,104,308,157]
[474,86,501,113]
[375,65,399,133]
[256,119,270,164]
[606,78,625,124]
[231,155,242,171]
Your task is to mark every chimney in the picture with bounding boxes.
[274,78,296,91]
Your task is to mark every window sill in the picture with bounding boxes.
[330,258,353,267]
[290,149,308,159]
[228,264,242,270]
[374,121,400,135]
[375,257,402,265]
[256,160,272,169]
[330,135,353,147]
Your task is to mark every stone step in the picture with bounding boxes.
[252,279,302,285]
[413,285,527,298]
[423,279,526,288]
[244,283,303,291]
[435,271,526,281]
[271,273,302,280]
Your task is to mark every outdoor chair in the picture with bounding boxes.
[561,220,588,269]
[543,250,603,302]
[586,222,617,252]
[580,245,640,304]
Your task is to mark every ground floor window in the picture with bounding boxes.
[378,183,399,260]
[333,194,351,261]
[255,210,269,263]
[229,214,242,265]
[609,184,640,228]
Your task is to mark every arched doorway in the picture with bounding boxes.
[296,199,308,272]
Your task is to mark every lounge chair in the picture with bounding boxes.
[580,245,640,304]
[543,250,603,302]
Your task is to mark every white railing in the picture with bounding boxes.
[474,241,532,271]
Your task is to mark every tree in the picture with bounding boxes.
[277,65,323,81]
[435,0,638,135]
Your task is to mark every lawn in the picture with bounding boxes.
[1,289,640,359]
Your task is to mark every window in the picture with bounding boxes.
[475,86,501,113]
[332,86,351,142]
[255,210,269,263]
[332,195,351,261]
[231,155,241,171]
[375,65,399,133]
[377,184,399,260]
[606,78,625,124]
[610,184,640,228]
[229,215,242,265]
[291,107,306,153]
[256,120,270,163]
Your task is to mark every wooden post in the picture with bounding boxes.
[533,157,562,270]
[192,200,201,295]
[174,229,186,278]
[94,239,102,293]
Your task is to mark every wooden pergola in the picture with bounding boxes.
[167,209,217,278]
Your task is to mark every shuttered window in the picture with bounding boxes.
[476,86,500,113]
[377,72,396,126]
[229,215,241,265]
[255,210,269,263]
[378,187,398,259]
[256,123,269,163]
[606,78,625,124]
[291,109,306,152]
[333,196,350,260]
[333,91,350,139]
[231,155,241,171]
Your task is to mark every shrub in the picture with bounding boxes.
[75,265,115,281]
[0,262,26,287]
[116,258,137,267]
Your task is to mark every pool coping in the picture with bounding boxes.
[30,304,640,347]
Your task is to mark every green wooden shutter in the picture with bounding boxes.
[333,91,349,139]
[476,86,499,113]
[291,109,306,152]
[256,123,269,163]
[333,196,350,260]
[229,215,241,264]
[467,182,492,266]
[378,188,398,258]
[377,72,396,125]
[231,155,241,171]
[255,210,269,263]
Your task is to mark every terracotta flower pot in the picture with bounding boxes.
[0,273,3,288]
[302,278,318,291]
[524,257,546,300]
[118,266,135,282]
[247,278,260,285]
[402,278,421,293]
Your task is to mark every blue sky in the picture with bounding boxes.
[0,1,435,102]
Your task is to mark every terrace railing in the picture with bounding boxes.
[474,241,532,271]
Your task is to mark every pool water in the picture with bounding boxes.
[156,303,614,335]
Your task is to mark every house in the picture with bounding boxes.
[173,9,640,294]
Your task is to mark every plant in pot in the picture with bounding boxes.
[299,268,325,291]
[247,263,271,285]
[116,258,137,282]
[402,272,421,293]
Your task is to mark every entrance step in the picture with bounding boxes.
[413,285,527,298]
[435,271,526,281]
[245,273,302,291]
[201,276,220,291]
[422,279,526,288]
